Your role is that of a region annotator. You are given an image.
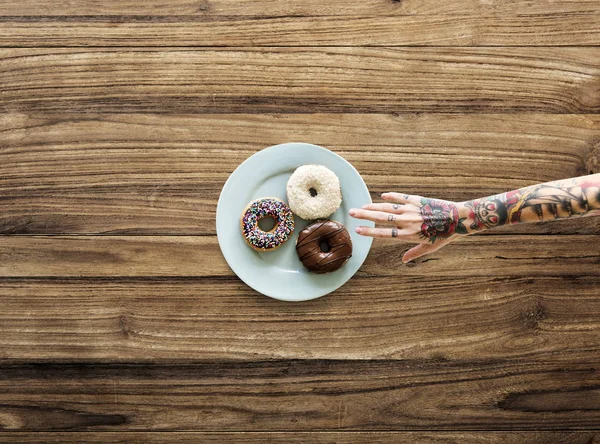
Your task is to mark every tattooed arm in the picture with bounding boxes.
[461,174,600,231]
[349,173,600,263]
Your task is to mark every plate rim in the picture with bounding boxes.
[216,142,373,301]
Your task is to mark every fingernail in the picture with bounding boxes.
[355,227,362,234]
[349,209,357,216]
[381,193,389,197]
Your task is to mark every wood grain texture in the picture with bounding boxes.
[1,235,599,278]
[2,0,600,437]
[0,275,598,361]
[3,0,600,16]
[2,432,598,443]
[2,48,599,114]
[0,360,598,431]
[1,113,598,235]
[2,0,599,47]
[2,15,599,47]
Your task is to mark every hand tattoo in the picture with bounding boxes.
[388,215,395,221]
[419,198,467,243]
[391,228,398,237]
[392,204,402,210]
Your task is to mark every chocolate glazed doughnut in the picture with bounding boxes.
[296,220,353,274]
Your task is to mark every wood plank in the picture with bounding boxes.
[1,113,598,235]
[1,0,599,17]
[0,360,598,430]
[1,48,599,114]
[1,235,598,278]
[1,15,599,47]
[1,432,598,443]
[1,0,598,47]
[0,275,598,361]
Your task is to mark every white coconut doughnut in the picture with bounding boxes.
[286,165,342,220]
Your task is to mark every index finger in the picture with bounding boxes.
[381,193,423,206]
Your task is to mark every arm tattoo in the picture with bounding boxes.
[465,178,600,231]
[534,204,543,221]
[419,198,467,244]
[464,196,508,230]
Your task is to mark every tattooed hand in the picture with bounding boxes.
[349,193,468,263]
[350,173,600,264]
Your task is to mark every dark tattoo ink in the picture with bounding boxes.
[465,197,508,230]
[565,200,573,216]
[535,204,544,221]
[392,204,402,210]
[466,180,600,230]
[391,228,398,238]
[388,214,395,222]
[418,198,467,244]
[506,184,595,222]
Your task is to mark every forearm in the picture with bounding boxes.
[458,173,600,233]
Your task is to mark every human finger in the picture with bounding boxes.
[381,192,423,206]
[361,202,414,214]
[349,208,401,224]
[402,242,445,263]
[355,226,411,239]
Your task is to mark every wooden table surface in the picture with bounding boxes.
[1,1,600,442]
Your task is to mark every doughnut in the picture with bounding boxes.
[286,165,342,220]
[241,197,295,251]
[296,219,352,274]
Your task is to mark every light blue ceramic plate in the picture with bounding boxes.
[216,143,374,301]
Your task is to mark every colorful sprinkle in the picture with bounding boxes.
[242,198,295,250]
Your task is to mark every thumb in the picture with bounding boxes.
[402,242,444,263]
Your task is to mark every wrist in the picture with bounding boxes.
[456,200,488,234]
[448,201,474,236]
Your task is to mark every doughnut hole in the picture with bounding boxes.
[258,215,277,232]
[320,240,331,253]
[287,165,342,220]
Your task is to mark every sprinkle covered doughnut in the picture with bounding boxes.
[286,165,342,220]
[241,197,295,251]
